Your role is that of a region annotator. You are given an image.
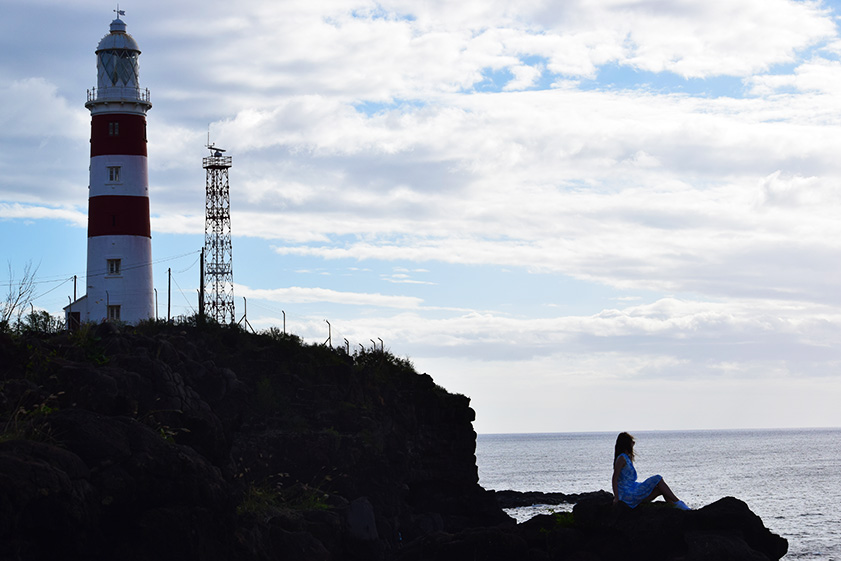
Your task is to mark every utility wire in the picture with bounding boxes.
[85,249,201,280]
[169,273,196,315]
[174,255,200,274]
[0,250,201,288]
[32,277,74,302]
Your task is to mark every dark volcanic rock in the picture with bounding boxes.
[0,324,788,560]
[689,497,789,561]
[0,409,235,560]
[395,492,788,560]
[493,489,604,508]
[568,492,787,561]
[0,324,509,559]
[0,440,98,559]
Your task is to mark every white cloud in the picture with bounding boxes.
[0,203,86,227]
[615,0,834,77]
[0,78,87,139]
[237,284,425,309]
[0,78,89,204]
[430,357,841,433]
[3,0,841,431]
[504,64,543,90]
[251,295,841,364]
[121,0,837,121]
[748,56,841,96]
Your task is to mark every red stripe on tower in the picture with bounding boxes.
[90,114,148,157]
[87,196,151,237]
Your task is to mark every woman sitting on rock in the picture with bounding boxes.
[612,432,691,510]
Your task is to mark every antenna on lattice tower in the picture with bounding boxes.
[202,141,235,323]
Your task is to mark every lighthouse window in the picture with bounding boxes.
[108,166,121,182]
[98,50,139,87]
[109,122,120,136]
[107,305,121,321]
[107,259,122,275]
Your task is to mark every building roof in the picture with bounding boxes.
[96,18,141,53]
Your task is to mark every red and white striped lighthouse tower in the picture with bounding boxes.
[67,11,153,325]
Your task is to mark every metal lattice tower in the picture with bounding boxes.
[203,145,235,323]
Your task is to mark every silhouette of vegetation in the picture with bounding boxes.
[1,261,38,329]
[0,391,61,443]
[1,262,65,335]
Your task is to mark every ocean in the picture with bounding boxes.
[476,428,841,560]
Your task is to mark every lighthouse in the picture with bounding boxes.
[66,12,154,326]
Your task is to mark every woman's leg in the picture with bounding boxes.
[656,479,680,503]
[642,479,680,504]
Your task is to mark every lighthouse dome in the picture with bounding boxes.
[96,19,141,53]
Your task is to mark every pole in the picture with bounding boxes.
[73,275,77,301]
[167,267,171,322]
[282,310,286,334]
[198,247,205,324]
[154,288,158,320]
[239,297,254,332]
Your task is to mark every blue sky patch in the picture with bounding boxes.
[578,63,748,98]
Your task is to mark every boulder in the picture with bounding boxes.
[565,493,788,561]
[0,440,99,559]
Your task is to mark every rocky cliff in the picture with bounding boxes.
[0,321,506,560]
[0,322,787,560]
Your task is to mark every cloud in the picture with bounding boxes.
[0,203,86,228]
[122,0,837,122]
[0,78,89,204]
[748,57,841,97]
[613,0,834,78]
[381,270,436,285]
[503,63,543,91]
[264,166,841,308]
[237,284,425,309]
[430,355,841,432]
[0,78,86,139]
[3,0,841,431]
[261,295,841,371]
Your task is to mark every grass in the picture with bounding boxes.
[236,479,331,517]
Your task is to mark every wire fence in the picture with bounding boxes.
[4,251,391,356]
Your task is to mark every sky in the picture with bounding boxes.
[1,0,840,434]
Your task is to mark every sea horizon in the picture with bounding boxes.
[478,425,841,437]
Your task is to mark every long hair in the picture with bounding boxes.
[614,432,635,463]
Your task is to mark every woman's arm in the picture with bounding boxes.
[612,455,625,505]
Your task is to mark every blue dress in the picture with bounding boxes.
[616,453,662,508]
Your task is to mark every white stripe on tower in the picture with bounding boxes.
[83,14,153,324]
